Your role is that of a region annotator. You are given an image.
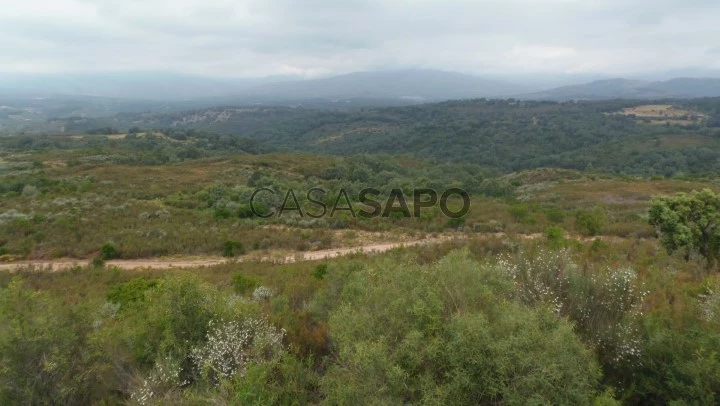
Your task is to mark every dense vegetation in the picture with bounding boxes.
[1,97,720,404]
[2,235,720,404]
[19,97,719,176]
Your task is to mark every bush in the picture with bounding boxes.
[545,226,567,249]
[312,263,328,280]
[100,243,119,260]
[625,314,720,404]
[232,273,259,294]
[0,279,109,404]
[189,318,285,385]
[576,207,605,236]
[322,251,602,404]
[546,207,566,223]
[497,250,646,366]
[446,216,465,229]
[91,256,106,268]
[509,204,530,221]
[223,241,245,257]
[214,208,233,219]
[107,278,158,309]
[237,204,254,219]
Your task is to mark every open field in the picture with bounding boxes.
[615,104,708,125]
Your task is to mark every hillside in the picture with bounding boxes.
[521,78,720,100]
[36,98,720,177]
[231,69,535,101]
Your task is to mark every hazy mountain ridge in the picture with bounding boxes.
[520,78,720,100]
[3,71,720,134]
[231,69,537,101]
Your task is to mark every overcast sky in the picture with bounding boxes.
[1,0,719,78]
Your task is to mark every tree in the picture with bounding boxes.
[649,189,720,270]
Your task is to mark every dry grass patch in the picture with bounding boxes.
[615,104,707,126]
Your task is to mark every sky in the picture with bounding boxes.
[1,0,720,78]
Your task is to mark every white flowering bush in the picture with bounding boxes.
[698,280,720,323]
[496,249,646,364]
[191,317,285,385]
[130,355,186,405]
[252,286,274,302]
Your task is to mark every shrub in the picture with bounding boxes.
[190,318,285,384]
[214,208,233,219]
[322,251,602,404]
[232,273,259,294]
[312,263,328,280]
[87,255,105,268]
[223,241,245,257]
[545,226,567,249]
[497,250,646,366]
[0,279,107,404]
[509,203,530,221]
[576,207,605,236]
[446,216,465,229]
[107,278,158,309]
[237,204,254,219]
[546,207,566,223]
[625,314,720,404]
[100,242,119,260]
[252,286,273,302]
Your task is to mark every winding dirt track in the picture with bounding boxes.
[0,232,631,273]
[0,238,452,273]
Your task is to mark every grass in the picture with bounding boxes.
[615,104,708,126]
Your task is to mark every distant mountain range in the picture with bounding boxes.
[3,70,720,132]
[0,69,536,102]
[223,69,537,101]
[518,78,720,100]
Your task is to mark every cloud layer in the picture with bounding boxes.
[1,0,719,77]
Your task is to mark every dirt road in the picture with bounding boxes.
[0,237,452,273]
[0,231,632,273]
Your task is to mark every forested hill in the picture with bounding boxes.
[22,98,720,176]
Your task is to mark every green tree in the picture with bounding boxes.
[649,189,720,270]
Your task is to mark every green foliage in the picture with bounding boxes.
[223,240,245,257]
[509,204,530,221]
[106,277,158,309]
[203,354,319,405]
[576,207,606,236]
[546,226,567,249]
[232,273,259,294]
[546,207,566,223]
[312,263,328,280]
[446,216,466,229]
[0,279,110,404]
[322,251,602,404]
[91,256,106,268]
[625,314,720,404]
[100,242,119,260]
[214,207,233,219]
[649,189,720,270]
[23,98,720,176]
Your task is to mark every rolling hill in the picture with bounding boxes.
[520,78,720,100]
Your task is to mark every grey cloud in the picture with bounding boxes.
[0,0,718,77]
